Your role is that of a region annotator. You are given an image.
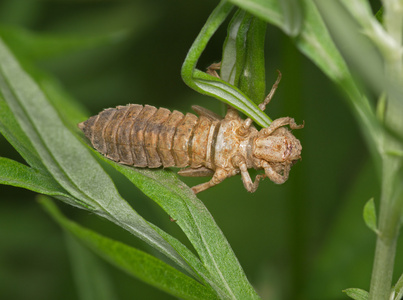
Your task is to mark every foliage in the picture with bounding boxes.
[1,0,402,300]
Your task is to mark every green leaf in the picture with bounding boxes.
[0,37,193,277]
[238,16,267,104]
[65,234,118,300]
[386,150,403,158]
[308,0,387,154]
[181,1,271,127]
[0,25,128,61]
[93,152,226,296]
[221,9,267,105]
[40,196,218,300]
[394,272,403,300]
[363,198,379,234]
[278,0,303,37]
[0,157,70,199]
[227,0,383,160]
[0,35,259,298]
[375,6,384,24]
[0,97,46,171]
[221,9,252,85]
[343,288,369,300]
[376,93,387,124]
[226,0,346,83]
[226,0,282,29]
[102,161,260,299]
[0,2,159,62]
[37,72,91,130]
[192,71,271,126]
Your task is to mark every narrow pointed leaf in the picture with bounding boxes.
[40,196,218,300]
[0,38,193,276]
[181,1,271,127]
[343,288,369,300]
[0,35,244,297]
[0,157,70,198]
[226,0,282,28]
[226,0,346,82]
[375,7,384,23]
[193,71,271,126]
[279,0,303,36]
[103,161,260,300]
[221,9,251,85]
[65,234,118,300]
[363,198,378,234]
[221,9,267,104]
[0,44,214,290]
[238,16,267,103]
[394,272,403,300]
[0,98,46,171]
[226,0,382,159]
[0,25,128,60]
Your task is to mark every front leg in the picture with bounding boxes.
[261,117,304,136]
[258,70,282,111]
[239,70,282,133]
[262,161,291,184]
[206,62,221,78]
[239,162,265,193]
[232,155,265,192]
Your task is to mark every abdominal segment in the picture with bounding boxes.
[79,104,218,169]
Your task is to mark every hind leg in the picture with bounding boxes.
[239,71,282,134]
[191,168,228,194]
[258,70,282,111]
[206,62,221,77]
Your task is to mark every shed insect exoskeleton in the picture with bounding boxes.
[78,66,303,194]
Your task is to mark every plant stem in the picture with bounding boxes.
[368,1,403,298]
[368,75,403,300]
[369,45,403,300]
[369,156,402,300]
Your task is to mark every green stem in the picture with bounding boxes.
[369,156,402,300]
[369,48,403,300]
[368,1,403,298]
[369,77,403,300]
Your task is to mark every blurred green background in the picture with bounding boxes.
[1,0,400,300]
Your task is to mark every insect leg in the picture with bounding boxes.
[192,105,222,121]
[206,62,221,78]
[262,161,291,184]
[261,117,304,136]
[178,167,215,177]
[259,70,282,111]
[191,168,228,194]
[239,162,266,193]
[238,71,282,133]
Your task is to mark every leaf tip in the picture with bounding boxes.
[343,287,369,300]
[363,198,379,235]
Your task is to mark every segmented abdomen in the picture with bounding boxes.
[79,104,218,169]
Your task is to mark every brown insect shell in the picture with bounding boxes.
[252,127,302,167]
[214,118,258,173]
